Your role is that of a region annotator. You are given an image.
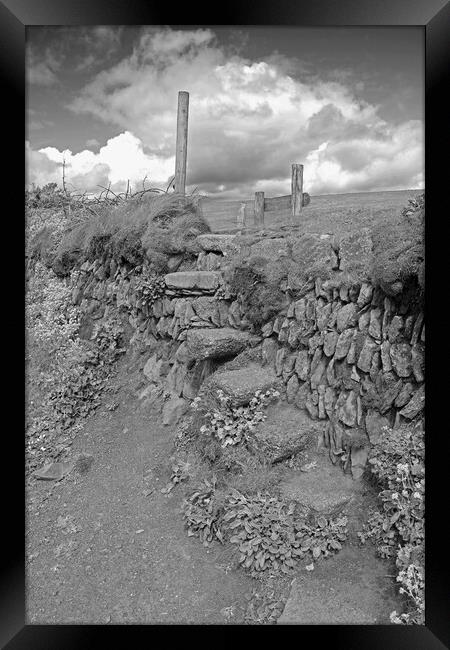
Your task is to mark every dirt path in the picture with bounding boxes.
[26,356,256,624]
[26,353,402,625]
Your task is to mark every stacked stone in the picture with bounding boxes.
[72,258,121,321]
[70,258,253,423]
[69,231,425,450]
[196,251,224,271]
[70,264,248,348]
[70,234,248,349]
[260,278,425,450]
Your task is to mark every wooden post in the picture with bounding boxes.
[174,91,189,194]
[254,191,265,228]
[291,163,304,222]
[237,202,246,232]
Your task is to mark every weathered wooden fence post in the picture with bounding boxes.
[254,191,265,228]
[291,163,304,222]
[237,202,246,232]
[174,91,189,195]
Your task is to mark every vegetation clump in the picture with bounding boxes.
[134,274,166,307]
[54,192,209,273]
[227,259,287,329]
[26,187,78,270]
[191,388,280,448]
[183,476,225,545]
[182,387,349,577]
[28,183,210,275]
[370,193,424,297]
[358,420,425,624]
[26,261,125,473]
[221,490,348,575]
[183,479,348,576]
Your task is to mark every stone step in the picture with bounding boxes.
[277,544,399,624]
[196,233,239,255]
[186,328,260,362]
[164,271,221,292]
[278,451,358,515]
[253,404,324,463]
[202,363,279,407]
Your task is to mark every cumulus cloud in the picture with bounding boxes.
[26,131,175,193]
[28,27,424,196]
[26,141,61,187]
[304,120,424,194]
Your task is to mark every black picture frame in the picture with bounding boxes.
[4,0,449,647]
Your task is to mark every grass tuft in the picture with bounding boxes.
[44,192,211,275]
[227,258,288,329]
[370,199,424,295]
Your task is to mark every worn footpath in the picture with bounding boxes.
[26,354,256,625]
[26,352,402,625]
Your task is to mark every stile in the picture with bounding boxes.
[172,92,308,228]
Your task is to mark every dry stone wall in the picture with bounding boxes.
[69,229,425,472]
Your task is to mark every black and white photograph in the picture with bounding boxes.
[24,23,427,627]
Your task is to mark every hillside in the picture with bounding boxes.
[201,188,422,235]
[25,185,425,625]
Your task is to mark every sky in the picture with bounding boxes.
[25,26,424,198]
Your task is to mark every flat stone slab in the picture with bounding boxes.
[196,234,239,255]
[186,328,257,361]
[278,545,400,624]
[34,461,75,481]
[204,363,279,407]
[279,452,355,515]
[254,405,323,463]
[249,238,290,259]
[164,271,221,292]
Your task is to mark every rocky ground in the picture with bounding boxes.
[26,350,403,625]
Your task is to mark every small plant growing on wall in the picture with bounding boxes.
[191,388,280,448]
[134,274,166,306]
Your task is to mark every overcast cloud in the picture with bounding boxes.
[26,27,424,198]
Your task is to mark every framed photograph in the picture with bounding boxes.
[3,0,448,647]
